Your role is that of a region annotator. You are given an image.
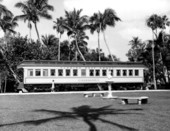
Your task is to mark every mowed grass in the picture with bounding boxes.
[0,91,170,131]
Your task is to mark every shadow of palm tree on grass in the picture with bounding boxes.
[0,105,143,131]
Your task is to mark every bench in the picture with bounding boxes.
[102,96,118,100]
[84,92,105,97]
[118,96,149,105]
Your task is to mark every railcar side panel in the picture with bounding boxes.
[23,67,145,84]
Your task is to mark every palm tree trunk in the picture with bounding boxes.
[97,32,101,61]
[29,28,31,41]
[28,21,32,40]
[75,35,86,61]
[58,33,61,61]
[161,32,169,83]
[0,74,2,93]
[152,30,157,90]
[34,22,45,47]
[4,75,7,93]
[75,51,78,61]
[102,31,114,61]
[34,22,40,40]
[68,36,71,61]
[164,66,169,83]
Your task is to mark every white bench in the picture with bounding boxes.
[84,92,105,97]
[118,96,149,105]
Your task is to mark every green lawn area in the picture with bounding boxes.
[0,91,170,131]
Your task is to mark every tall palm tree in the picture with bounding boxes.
[160,16,170,83]
[147,14,170,89]
[15,1,34,40]
[146,14,162,90]
[146,14,162,39]
[53,17,65,61]
[64,9,88,61]
[15,0,54,46]
[89,8,121,61]
[89,12,102,61]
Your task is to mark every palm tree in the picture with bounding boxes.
[0,0,14,35]
[41,34,58,47]
[63,9,88,61]
[129,37,142,49]
[0,16,18,36]
[89,8,121,61]
[53,17,65,61]
[146,14,162,90]
[160,15,170,32]
[127,37,144,62]
[71,31,89,61]
[159,16,170,84]
[15,0,54,46]
[89,12,102,61]
[14,1,34,40]
[0,0,13,18]
[147,14,170,89]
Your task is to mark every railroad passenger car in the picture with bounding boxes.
[17,60,147,91]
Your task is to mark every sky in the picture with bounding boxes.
[1,0,170,61]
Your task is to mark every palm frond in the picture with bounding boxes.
[0,4,13,17]
[38,11,52,19]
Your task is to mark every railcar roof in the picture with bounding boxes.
[17,60,147,68]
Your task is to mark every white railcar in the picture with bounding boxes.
[17,60,147,91]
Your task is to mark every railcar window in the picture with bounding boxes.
[73,69,78,76]
[110,69,113,76]
[81,69,86,76]
[58,69,63,76]
[50,69,55,76]
[90,70,94,76]
[135,70,139,76]
[95,69,100,76]
[66,69,70,76]
[123,70,127,76]
[43,69,48,76]
[129,70,133,76]
[116,70,121,76]
[28,69,33,76]
[102,70,107,76]
[35,69,41,76]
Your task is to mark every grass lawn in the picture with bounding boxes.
[0,91,170,131]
